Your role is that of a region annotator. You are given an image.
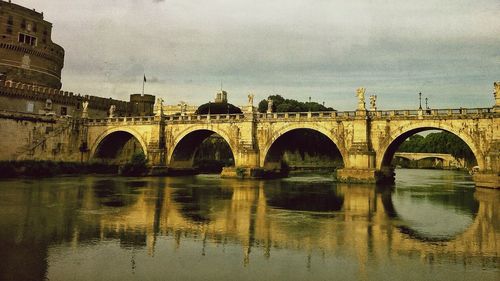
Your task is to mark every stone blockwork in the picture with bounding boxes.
[0,111,81,161]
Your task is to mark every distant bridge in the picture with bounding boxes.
[393,152,464,168]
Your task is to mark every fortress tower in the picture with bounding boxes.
[0,0,64,89]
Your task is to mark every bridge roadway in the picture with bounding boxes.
[83,106,499,188]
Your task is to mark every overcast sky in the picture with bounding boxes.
[16,0,500,110]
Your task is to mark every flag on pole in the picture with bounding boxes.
[143,74,147,83]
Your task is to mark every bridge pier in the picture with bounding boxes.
[473,173,499,189]
[473,143,500,188]
[337,109,381,183]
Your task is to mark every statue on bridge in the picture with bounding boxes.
[109,105,116,118]
[248,94,254,106]
[356,87,366,111]
[267,98,273,113]
[82,100,89,119]
[154,98,164,117]
[369,95,377,111]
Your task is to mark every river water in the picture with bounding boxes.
[0,169,497,281]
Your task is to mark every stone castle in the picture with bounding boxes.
[0,0,156,118]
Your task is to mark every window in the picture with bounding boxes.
[60,107,67,116]
[18,33,37,46]
[26,101,34,113]
[6,26,12,34]
[7,15,13,25]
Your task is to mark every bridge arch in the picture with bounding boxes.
[377,122,483,170]
[90,127,148,163]
[260,124,346,168]
[167,126,237,169]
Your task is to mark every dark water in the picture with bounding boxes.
[0,169,498,281]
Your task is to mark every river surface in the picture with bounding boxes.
[0,169,498,281]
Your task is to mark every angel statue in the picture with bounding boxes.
[356,87,366,111]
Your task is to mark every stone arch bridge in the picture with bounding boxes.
[393,152,464,168]
[83,105,499,188]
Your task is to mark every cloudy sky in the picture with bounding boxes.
[16,0,500,110]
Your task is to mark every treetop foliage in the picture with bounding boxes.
[258,95,334,113]
[195,102,243,115]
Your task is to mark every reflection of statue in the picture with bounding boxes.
[267,98,273,113]
[369,95,377,111]
[356,87,366,111]
[82,101,89,118]
[248,94,254,105]
[109,105,116,118]
[494,82,500,107]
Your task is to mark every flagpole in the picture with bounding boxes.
[142,74,145,95]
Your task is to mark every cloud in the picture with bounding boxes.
[16,0,500,109]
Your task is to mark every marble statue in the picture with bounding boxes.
[356,88,366,111]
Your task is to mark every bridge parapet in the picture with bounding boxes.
[369,107,494,119]
[86,116,156,126]
[165,113,246,123]
[84,107,496,125]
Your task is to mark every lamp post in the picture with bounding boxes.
[425,97,429,110]
[419,92,422,110]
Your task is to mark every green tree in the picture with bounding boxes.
[257,94,334,113]
[120,152,148,176]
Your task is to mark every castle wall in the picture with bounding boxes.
[0,111,80,161]
[0,80,135,118]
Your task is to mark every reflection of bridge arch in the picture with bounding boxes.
[380,189,478,242]
[90,127,149,162]
[167,126,236,168]
[260,124,346,168]
[85,178,497,265]
[377,122,482,170]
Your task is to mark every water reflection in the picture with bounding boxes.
[0,170,497,281]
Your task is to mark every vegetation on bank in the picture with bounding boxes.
[0,161,118,178]
[119,152,148,176]
[0,153,149,178]
[258,95,334,113]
